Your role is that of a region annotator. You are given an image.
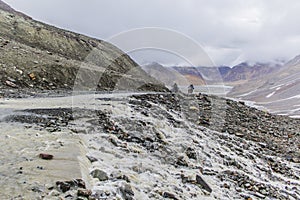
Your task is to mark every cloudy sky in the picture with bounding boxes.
[4,0,300,66]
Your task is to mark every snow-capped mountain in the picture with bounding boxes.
[230,55,300,118]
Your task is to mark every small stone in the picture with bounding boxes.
[45,184,54,190]
[292,157,300,163]
[28,73,36,80]
[86,155,98,163]
[56,181,71,193]
[196,175,212,194]
[223,183,230,189]
[176,155,189,166]
[91,169,108,181]
[185,147,197,160]
[244,183,251,188]
[235,132,245,137]
[77,189,92,197]
[162,192,178,200]
[120,183,134,200]
[189,106,199,111]
[31,186,43,193]
[75,179,86,189]
[5,80,17,88]
[39,153,53,160]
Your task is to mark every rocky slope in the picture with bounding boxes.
[0,0,166,92]
[229,55,300,118]
[0,92,299,199]
[222,62,281,83]
[141,63,201,86]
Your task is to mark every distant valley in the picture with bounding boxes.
[142,59,300,118]
[143,62,282,87]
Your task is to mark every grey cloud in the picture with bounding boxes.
[3,0,300,66]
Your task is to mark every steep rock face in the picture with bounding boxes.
[0,1,166,92]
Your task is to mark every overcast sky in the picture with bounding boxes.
[4,0,300,66]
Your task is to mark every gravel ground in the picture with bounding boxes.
[0,92,299,199]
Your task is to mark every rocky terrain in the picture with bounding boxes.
[0,92,299,199]
[0,0,166,92]
[0,1,299,200]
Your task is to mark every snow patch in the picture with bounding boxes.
[266,91,275,98]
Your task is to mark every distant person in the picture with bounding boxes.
[188,84,194,94]
[171,82,179,93]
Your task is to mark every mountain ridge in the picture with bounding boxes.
[228,55,300,117]
[0,0,167,93]
[142,62,281,87]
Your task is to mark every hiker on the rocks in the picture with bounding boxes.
[171,82,179,93]
[188,84,194,94]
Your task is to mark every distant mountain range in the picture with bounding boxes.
[229,55,300,118]
[143,62,282,86]
[143,59,299,117]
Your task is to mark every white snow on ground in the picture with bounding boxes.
[270,84,284,90]
[266,91,275,98]
[237,89,257,97]
[290,115,300,118]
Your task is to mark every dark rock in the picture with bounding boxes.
[77,189,92,197]
[119,183,134,200]
[91,169,109,181]
[235,132,245,137]
[56,179,86,193]
[196,175,212,194]
[162,191,178,200]
[185,147,197,160]
[75,179,86,189]
[56,181,71,193]
[111,171,131,183]
[86,155,98,163]
[39,153,54,160]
